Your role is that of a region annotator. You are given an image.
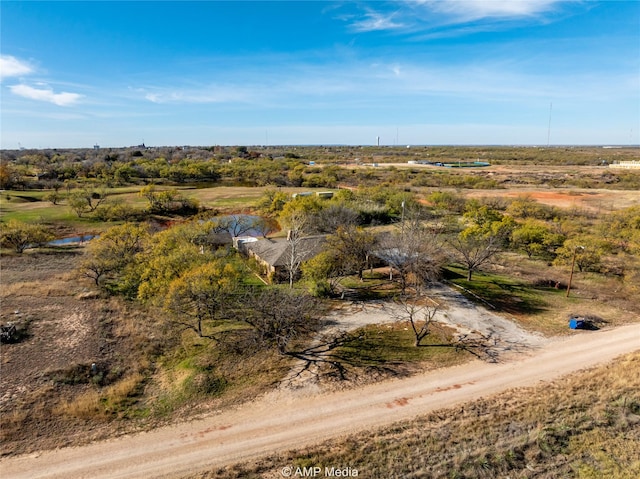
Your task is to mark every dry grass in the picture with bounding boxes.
[0,279,73,298]
[193,352,640,479]
[475,254,640,336]
[54,373,145,420]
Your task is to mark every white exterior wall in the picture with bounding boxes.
[609,160,640,169]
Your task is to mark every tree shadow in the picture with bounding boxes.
[284,333,403,383]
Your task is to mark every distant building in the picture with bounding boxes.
[609,160,640,169]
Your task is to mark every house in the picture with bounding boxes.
[241,235,326,283]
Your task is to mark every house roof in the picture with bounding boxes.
[245,236,326,267]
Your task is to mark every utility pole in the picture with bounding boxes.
[547,102,553,147]
[566,245,584,297]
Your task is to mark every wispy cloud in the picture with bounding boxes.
[139,84,253,104]
[427,0,562,22]
[350,11,405,32]
[0,55,34,80]
[344,0,566,34]
[133,54,634,116]
[9,84,83,106]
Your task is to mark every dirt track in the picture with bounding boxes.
[2,323,638,479]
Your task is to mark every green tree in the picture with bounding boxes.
[554,238,603,273]
[302,249,344,296]
[139,185,174,213]
[68,186,109,217]
[0,220,54,254]
[256,188,290,216]
[279,195,324,225]
[164,260,241,338]
[512,220,564,258]
[506,195,557,220]
[426,191,466,214]
[79,223,149,287]
[43,190,62,205]
[135,222,215,301]
[450,208,513,281]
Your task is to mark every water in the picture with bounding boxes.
[48,235,98,246]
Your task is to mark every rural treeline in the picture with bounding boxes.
[3,145,640,191]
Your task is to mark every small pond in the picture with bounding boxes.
[48,235,98,246]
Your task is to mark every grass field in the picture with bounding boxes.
[0,185,335,226]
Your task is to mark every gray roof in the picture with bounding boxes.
[245,236,325,267]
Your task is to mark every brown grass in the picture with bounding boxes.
[0,280,72,298]
[464,188,640,212]
[191,352,640,479]
[54,373,145,420]
[488,254,640,336]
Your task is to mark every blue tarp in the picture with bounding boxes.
[569,319,584,329]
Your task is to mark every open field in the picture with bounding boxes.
[0,186,335,226]
[464,187,639,212]
[0,250,474,457]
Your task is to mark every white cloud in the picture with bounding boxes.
[140,85,254,104]
[9,84,83,106]
[345,1,566,35]
[145,93,162,103]
[350,12,405,32]
[0,55,33,80]
[428,0,562,22]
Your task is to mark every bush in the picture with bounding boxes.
[0,220,54,253]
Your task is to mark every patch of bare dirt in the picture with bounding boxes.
[0,250,152,456]
[465,187,639,212]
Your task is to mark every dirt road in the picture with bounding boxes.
[2,323,638,479]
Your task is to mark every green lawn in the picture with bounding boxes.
[443,265,556,315]
[333,323,469,369]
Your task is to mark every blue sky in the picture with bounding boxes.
[1,1,639,148]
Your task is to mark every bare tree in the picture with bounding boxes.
[393,294,439,347]
[211,214,256,237]
[325,225,377,281]
[242,288,321,354]
[252,216,279,238]
[310,204,359,234]
[449,232,503,281]
[376,214,445,293]
[282,209,311,288]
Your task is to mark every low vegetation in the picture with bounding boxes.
[192,352,640,479]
